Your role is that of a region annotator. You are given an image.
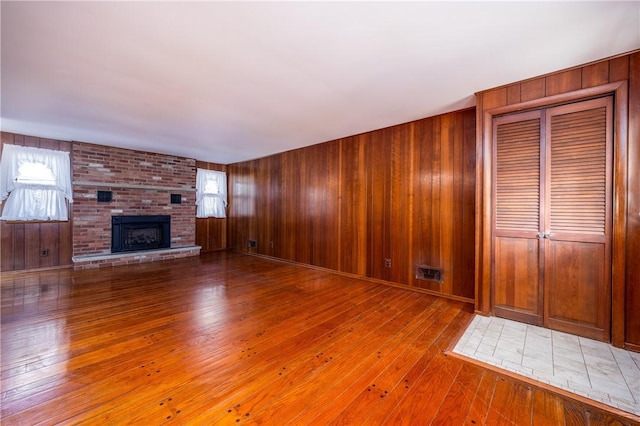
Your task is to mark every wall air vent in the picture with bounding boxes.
[416,265,443,283]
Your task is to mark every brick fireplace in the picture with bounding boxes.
[72,142,200,269]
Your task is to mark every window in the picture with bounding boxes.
[0,144,73,221]
[195,168,227,218]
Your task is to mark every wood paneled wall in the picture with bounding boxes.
[475,50,640,350]
[228,109,476,300]
[629,53,640,351]
[195,161,228,252]
[0,132,73,272]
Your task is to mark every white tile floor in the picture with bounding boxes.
[453,315,640,416]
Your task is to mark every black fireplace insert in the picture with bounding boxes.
[111,215,170,253]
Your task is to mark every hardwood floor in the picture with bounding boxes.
[1,252,636,425]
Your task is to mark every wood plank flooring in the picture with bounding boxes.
[1,252,636,425]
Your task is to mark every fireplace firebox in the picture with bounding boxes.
[111,215,170,253]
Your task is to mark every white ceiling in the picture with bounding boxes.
[1,2,639,165]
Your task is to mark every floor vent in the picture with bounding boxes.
[416,266,443,283]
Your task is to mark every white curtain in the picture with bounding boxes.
[196,168,227,218]
[0,144,73,221]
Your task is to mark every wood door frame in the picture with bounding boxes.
[476,81,628,347]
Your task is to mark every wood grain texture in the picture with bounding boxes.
[229,109,476,300]
[482,87,508,110]
[521,78,546,102]
[545,241,608,340]
[366,128,391,282]
[0,132,73,272]
[625,52,640,348]
[1,222,16,270]
[493,237,540,324]
[506,84,521,105]
[582,61,610,89]
[457,111,478,299]
[610,55,630,82]
[337,136,367,276]
[545,69,582,96]
[1,252,636,425]
[476,50,639,349]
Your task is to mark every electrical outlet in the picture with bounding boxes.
[41,249,49,257]
[248,240,257,248]
[384,258,391,268]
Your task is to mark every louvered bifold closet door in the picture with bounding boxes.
[492,110,543,325]
[543,97,612,341]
